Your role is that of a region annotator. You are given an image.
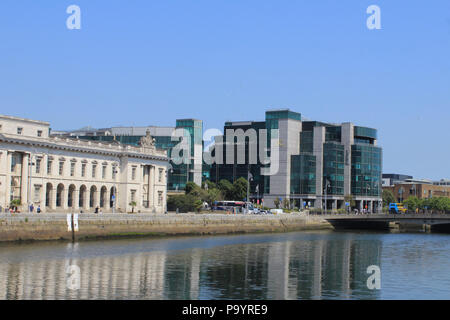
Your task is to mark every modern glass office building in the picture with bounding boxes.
[210,109,382,212]
[53,119,203,191]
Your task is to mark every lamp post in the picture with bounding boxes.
[247,169,253,214]
[324,178,330,214]
[27,148,38,213]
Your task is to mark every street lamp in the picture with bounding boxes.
[27,148,38,213]
[247,168,253,214]
[324,178,330,214]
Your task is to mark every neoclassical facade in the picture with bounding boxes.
[0,115,169,213]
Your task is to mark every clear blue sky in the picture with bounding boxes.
[0,1,449,180]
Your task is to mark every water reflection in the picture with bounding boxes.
[0,232,383,300]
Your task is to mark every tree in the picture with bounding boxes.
[382,189,396,207]
[205,188,223,206]
[274,198,280,209]
[202,180,217,190]
[167,194,201,213]
[232,177,248,201]
[403,196,420,212]
[185,181,200,195]
[218,179,234,200]
[283,198,290,209]
[10,199,21,211]
[129,201,137,213]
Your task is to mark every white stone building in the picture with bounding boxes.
[0,115,169,213]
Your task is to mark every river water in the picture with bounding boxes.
[0,230,449,300]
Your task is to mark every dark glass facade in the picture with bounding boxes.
[323,142,345,195]
[210,121,266,197]
[351,144,382,197]
[290,154,316,195]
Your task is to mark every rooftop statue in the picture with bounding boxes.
[139,129,156,148]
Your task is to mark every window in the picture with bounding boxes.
[47,160,52,175]
[158,191,163,206]
[34,185,41,202]
[102,165,106,179]
[35,158,41,174]
[159,169,163,182]
[92,164,97,178]
[70,162,75,177]
[81,163,86,177]
[132,167,136,180]
[59,161,64,176]
[131,190,136,202]
[10,153,20,173]
[17,127,23,135]
[37,130,42,137]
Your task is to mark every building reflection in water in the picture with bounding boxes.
[0,234,382,300]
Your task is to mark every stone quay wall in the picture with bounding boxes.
[0,213,332,242]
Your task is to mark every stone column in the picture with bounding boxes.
[73,189,80,211]
[62,186,69,210]
[94,190,100,209]
[39,183,46,212]
[332,199,337,210]
[50,187,57,210]
[85,189,91,211]
[104,189,110,211]
[21,153,30,208]
[5,152,12,208]
[148,165,154,209]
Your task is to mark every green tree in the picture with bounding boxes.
[202,180,217,190]
[218,179,234,200]
[185,181,200,195]
[232,177,248,201]
[283,198,290,209]
[274,198,280,209]
[10,199,21,211]
[167,194,202,213]
[403,196,420,212]
[205,188,223,206]
[193,199,203,212]
[382,189,396,207]
[129,201,137,213]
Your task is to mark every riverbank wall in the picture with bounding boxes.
[0,213,333,242]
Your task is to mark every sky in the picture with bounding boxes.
[0,0,449,180]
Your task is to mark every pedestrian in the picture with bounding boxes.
[37,205,41,213]
[30,203,34,213]
[95,206,99,214]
